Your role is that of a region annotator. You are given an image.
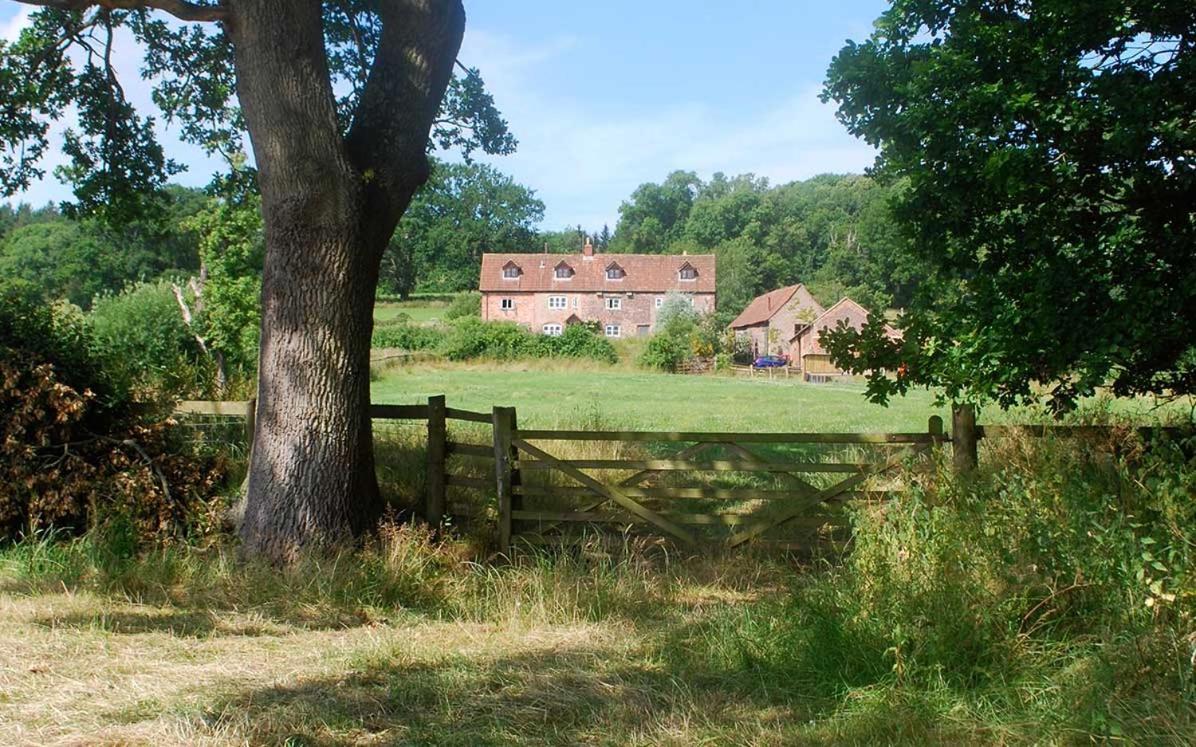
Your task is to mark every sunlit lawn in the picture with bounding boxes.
[371,362,948,432]
[374,295,454,325]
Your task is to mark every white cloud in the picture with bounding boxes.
[3,16,876,225]
[460,29,877,230]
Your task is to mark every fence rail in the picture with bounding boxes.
[173,397,1190,554]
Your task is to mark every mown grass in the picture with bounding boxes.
[2,428,1193,745]
[371,361,950,432]
[369,359,1192,433]
[374,294,456,325]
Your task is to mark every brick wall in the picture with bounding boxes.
[482,290,715,338]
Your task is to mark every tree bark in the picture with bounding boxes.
[227,0,464,562]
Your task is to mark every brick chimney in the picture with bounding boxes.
[582,239,594,258]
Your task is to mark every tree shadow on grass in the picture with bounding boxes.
[186,642,808,746]
[179,626,979,746]
[28,609,281,638]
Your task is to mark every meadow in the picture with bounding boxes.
[3,354,1192,745]
[3,426,1192,744]
[374,294,456,325]
[371,361,949,432]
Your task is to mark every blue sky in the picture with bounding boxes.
[1,1,886,229]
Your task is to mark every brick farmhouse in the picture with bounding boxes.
[731,287,900,378]
[728,284,825,357]
[479,241,716,338]
[788,297,899,377]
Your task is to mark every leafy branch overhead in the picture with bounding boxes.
[822,0,1196,410]
[0,0,515,219]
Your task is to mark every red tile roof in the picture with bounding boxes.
[728,284,823,329]
[479,252,716,293]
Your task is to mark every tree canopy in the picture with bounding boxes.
[610,170,924,318]
[381,158,544,296]
[0,186,205,307]
[0,2,512,219]
[1,0,520,562]
[822,0,1196,409]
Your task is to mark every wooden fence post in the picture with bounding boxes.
[493,406,516,553]
[425,395,447,527]
[928,414,943,441]
[244,398,256,456]
[239,398,256,496]
[951,404,978,474]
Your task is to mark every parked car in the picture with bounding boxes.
[752,354,789,368]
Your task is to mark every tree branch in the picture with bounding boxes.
[345,0,465,226]
[13,0,228,23]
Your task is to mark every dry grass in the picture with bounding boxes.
[0,531,819,746]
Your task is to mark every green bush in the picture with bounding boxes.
[88,280,211,399]
[683,433,1196,740]
[0,279,117,409]
[443,291,481,320]
[639,330,691,372]
[438,317,617,364]
[440,317,533,360]
[371,320,443,351]
[536,322,619,363]
[639,294,722,371]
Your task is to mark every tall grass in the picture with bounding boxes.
[3,421,1192,742]
[663,430,1196,742]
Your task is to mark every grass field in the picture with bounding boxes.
[0,538,839,745]
[371,362,949,432]
[374,294,455,325]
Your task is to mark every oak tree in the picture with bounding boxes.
[0,0,513,561]
[822,0,1196,409]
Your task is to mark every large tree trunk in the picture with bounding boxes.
[228,0,464,562]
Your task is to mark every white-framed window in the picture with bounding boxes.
[604,324,621,338]
[606,264,625,280]
[500,298,514,310]
[543,323,563,336]
[548,295,567,309]
[571,297,579,309]
[554,264,574,279]
[679,264,697,280]
[502,264,521,279]
[654,296,665,309]
[606,297,621,310]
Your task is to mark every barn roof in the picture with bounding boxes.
[792,297,900,355]
[479,252,716,293]
[728,284,823,329]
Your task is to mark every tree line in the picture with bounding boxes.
[374,164,921,318]
[3,166,917,328]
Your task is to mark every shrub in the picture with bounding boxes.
[371,320,443,351]
[89,280,211,400]
[440,317,533,361]
[443,291,481,320]
[438,317,617,364]
[639,331,691,372]
[0,279,116,410]
[639,294,723,372]
[0,281,227,542]
[537,322,619,363]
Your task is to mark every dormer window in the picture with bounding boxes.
[502,261,521,279]
[605,262,625,280]
[554,262,574,279]
[678,262,697,281]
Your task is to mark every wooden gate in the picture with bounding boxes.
[497,416,946,552]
